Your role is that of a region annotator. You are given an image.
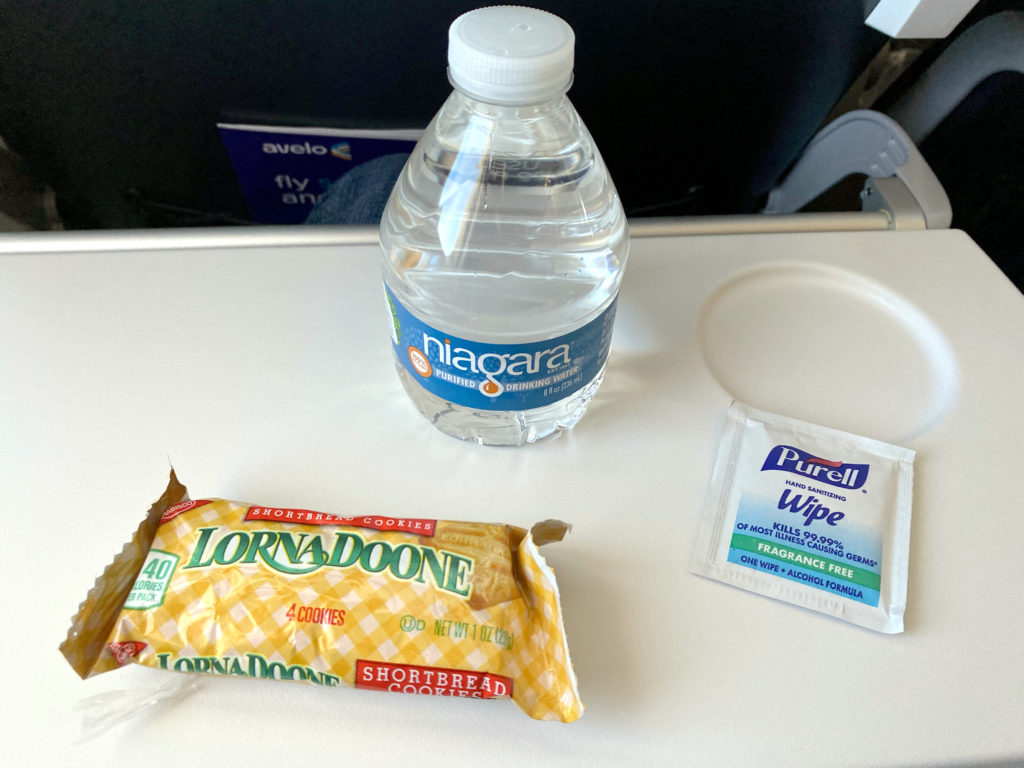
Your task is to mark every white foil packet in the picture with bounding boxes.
[690,402,915,633]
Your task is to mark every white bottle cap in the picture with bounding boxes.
[448,6,575,105]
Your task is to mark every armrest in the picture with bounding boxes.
[762,109,951,229]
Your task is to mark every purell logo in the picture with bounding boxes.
[761,445,869,489]
[410,332,571,398]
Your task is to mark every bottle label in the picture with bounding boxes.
[385,284,617,412]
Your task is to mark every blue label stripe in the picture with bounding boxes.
[728,548,881,607]
[385,285,616,411]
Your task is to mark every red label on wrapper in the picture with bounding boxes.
[108,642,147,666]
[244,507,436,535]
[160,500,212,523]
[356,660,512,698]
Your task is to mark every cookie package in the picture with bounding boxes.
[61,470,583,721]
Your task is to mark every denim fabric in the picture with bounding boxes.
[305,153,409,226]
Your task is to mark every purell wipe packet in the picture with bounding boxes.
[690,402,915,633]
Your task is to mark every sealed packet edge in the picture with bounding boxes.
[60,469,189,678]
[520,521,584,721]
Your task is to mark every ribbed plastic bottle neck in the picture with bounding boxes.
[446,81,570,117]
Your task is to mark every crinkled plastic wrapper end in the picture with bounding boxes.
[60,470,583,722]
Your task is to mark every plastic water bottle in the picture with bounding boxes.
[380,6,629,445]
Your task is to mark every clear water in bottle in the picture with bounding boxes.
[380,6,629,445]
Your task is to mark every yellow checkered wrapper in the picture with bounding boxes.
[60,471,583,722]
